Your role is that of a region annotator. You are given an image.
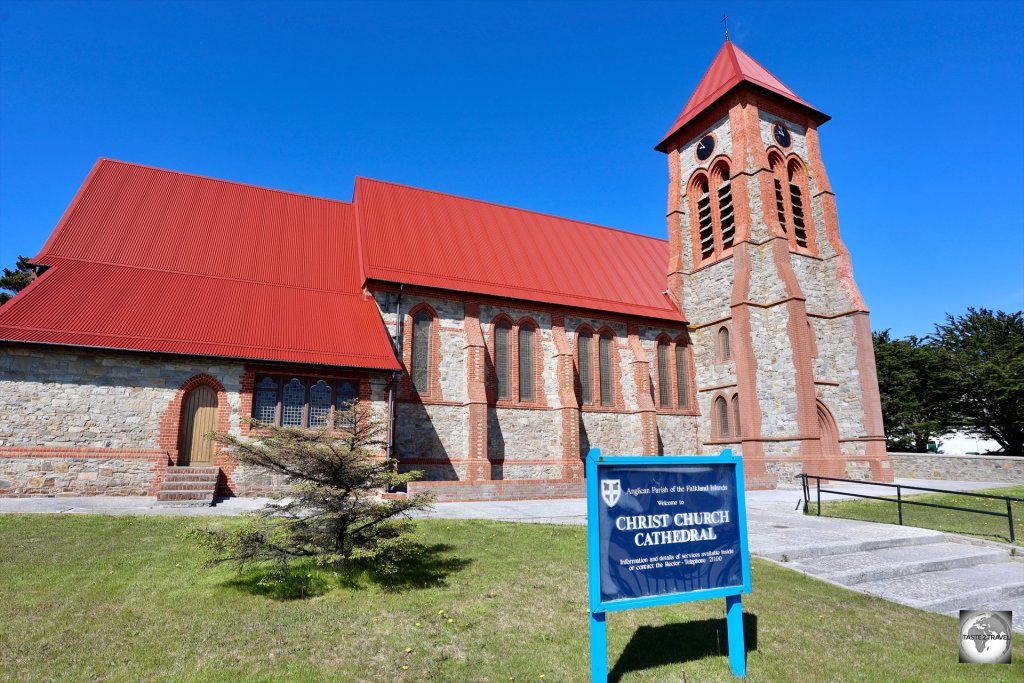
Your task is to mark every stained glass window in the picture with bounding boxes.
[518,325,534,402]
[578,332,593,405]
[282,378,305,426]
[495,322,511,400]
[309,380,332,427]
[253,376,279,424]
[599,334,613,406]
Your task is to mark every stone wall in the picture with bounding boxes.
[0,346,245,449]
[0,454,160,496]
[889,453,1024,484]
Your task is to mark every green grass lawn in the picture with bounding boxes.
[815,485,1024,545]
[0,514,1021,682]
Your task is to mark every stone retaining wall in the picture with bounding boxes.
[889,452,1024,484]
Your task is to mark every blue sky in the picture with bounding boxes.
[1,0,1021,338]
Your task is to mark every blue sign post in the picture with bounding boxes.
[586,448,752,680]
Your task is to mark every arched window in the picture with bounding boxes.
[690,162,735,263]
[282,378,305,426]
[731,394,741,439]
[787,160,808,248]
[308,380,332,427]
[715,163,735,250]
[769,152,788,235]
[494,321,511,400]
[719,326,732,362]
[675,337,690,408]
[694,175,714,260]
[411,310,433,394]
[599,333,614,406]
[716,396,730,438]
[577,330,593,405]
[518,324,535,402]
[657,341,672,407]
[771,152,814,252]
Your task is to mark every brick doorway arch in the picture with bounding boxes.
[178,384,218,465]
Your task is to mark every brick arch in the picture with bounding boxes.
[157,373,233,493]
[514,316,546,406]
[486,313,516,402]
[711,391,735,441]
[594,326,623,409]
[672,331,698,412]
[403,303,443,399]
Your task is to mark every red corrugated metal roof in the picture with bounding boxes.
[1,159,400,370]
[354,177,683,322]
[656,42,829,151]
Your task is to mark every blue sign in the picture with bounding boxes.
[586,449,752,680]
[597,463,744,602]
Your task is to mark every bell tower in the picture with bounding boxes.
[657,42,891,486]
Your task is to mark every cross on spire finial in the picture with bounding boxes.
[722,14,730,42]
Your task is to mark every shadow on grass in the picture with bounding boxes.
[222,543,472,600]
[608,613,758,682]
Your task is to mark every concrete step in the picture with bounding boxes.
[159,481,218,492]
[161,474,218,484]
[749,519,945,562]
[853,561,1024,615]
[788,542,1010,585]
[156,490,215,503]
[154,499,216,508]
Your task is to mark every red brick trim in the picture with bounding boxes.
[401,303,444,400]
[0,447,165,459]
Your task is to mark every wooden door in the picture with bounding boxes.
[178,385,217,465]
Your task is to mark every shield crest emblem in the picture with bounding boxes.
[601,479,621,508]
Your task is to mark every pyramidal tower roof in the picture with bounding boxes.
[655,41,829,152]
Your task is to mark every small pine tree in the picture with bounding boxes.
[0,256,36,305]
[195,400,433,578]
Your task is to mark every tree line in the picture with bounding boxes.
[874,308,1023,455]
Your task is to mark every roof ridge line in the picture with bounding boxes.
[39,257,368,297]
[355,176,668,244]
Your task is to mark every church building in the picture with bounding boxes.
[0,42,892,503]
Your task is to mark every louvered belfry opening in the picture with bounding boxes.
[599,333,613,406]
[716,165,735,249]
[412,311,432,394]
[518,325,534,401]
[789,170,808,247]
[495,321,511,400]
[695,177,714,260]
[657,341,671,407]
[719,326,731,361]
[578,331,593,404]
[774,177,787,233]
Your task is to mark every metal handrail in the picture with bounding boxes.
[798,474,1023,543]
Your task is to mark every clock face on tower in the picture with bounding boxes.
[773,122,791,148]
[695,134,715,161]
